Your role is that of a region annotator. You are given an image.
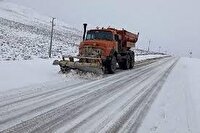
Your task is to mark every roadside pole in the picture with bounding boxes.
[49,17,56,58]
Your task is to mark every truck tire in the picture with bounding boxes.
[107,56,117,74]
[118,62,124,69]
[129,52,135,69]
[60,66,70,73]
[123,54,130,70]
[61,67,67,73]
[129,59,134,69]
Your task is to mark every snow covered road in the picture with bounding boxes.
[0,57,178,133]
[138,57,200,133]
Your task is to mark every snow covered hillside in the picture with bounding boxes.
[138,57,200,133]
[0,1,82,61]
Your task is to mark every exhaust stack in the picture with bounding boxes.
[83,23,87,41]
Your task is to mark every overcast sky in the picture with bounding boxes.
[7,0,200,58]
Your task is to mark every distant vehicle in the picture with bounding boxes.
[54,23,139,74]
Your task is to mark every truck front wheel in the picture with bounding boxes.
[107,56,117,74]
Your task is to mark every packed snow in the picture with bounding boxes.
[138,57,200,133]
[135,54,168,61]
[0,59,65,92]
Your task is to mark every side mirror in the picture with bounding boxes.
[115,35,119,41]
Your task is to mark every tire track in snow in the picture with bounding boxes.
[63,58,178,133]
[0,58,162,131]
[33,61,164,133]
[0,57,176,133]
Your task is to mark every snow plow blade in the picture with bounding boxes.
[53,56,104,75]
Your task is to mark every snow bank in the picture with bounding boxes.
[0,59,66,92]
[138,57,200,133]
[135,54,168,61]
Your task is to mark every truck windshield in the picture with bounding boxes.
[86,30,113,41]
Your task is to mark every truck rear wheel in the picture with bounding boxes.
[130,51,135,69]
[129,57,135,69]
[129,59,134,69]
[123,55,130,70]
[129,52,135,69]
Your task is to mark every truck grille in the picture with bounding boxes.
[82,46,102,57]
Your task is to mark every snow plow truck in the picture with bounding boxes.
[53,23,139,74]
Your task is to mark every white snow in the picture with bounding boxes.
[0,57,176,132]
[0,1,81,61]
[2,1,199,132]
[0,1,80,34]
[135,54,168,61]
[138,57,200,133]
[2,56,199,132]
[0,59,66,92]
[0,54,165,93]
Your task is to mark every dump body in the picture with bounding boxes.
[115,29,138,49]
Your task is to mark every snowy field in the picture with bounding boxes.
[0,58,65,92]
[138,57,200,133]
